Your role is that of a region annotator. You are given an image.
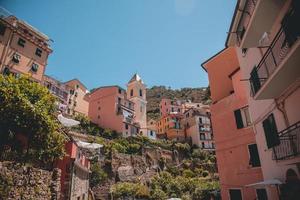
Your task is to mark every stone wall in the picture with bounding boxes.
[0,161,61,200]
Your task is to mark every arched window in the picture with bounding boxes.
[130,89,133,97]
[139,89,143,97]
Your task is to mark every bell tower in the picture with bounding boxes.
[127,73,147,136]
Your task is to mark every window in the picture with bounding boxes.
[35,48,42,57]
[234,106,251,129]
[256,189,268,200]
[171,107,174,112]
[97,115,100,119]
[150,130,153,136]
[130,89,133,97]
[0,23,6,36]
[248,144,261,167]
[74,92,78,97]
[229,189,242,200]
[199,117,202,124]
[70,89,75,95]
[18,38,26,47]
[12,53,21,63]
[31,63,39,72]
[98,106,101,110]
[202,142,205,148]
[139,89,142,97]
[68,99,72,104]
[118,97,121,104]
[262,114,280,149]
[2,67,10,76]
[74,101,77,107]
[250,67,261,95]
[178,108,180,112]
[200,133,205,140]
[118,88,122,94]
[125,124,128,130]
[76,84,79,89]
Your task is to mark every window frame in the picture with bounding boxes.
[229,188,243,200]
[247,143,261,167]
[17,38,26,47]
[35,48,42,57]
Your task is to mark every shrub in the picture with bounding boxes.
[182,169,195,178]
[90,163,108,187]
[202,170,209,178]
[150,188,168,200]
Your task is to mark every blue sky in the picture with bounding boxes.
[1,0,236,90]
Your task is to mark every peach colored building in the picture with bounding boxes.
[182,107,214,150]
[146,119,158,140]
[202,47,263,200]
[0,8,52,82]
[127,74,147,135]
[226,0,300,199]
[64,79,89,116]
[88,85,139,137]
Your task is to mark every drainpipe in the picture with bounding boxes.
[275,99,289,127]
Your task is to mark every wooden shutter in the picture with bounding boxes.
[262,114,280,148]
[248,144,261,167]
[234,109,244,129]
[250,67,261,94]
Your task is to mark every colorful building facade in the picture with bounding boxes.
[226,0,300,199]
[202,47,263,200]
[0,8,52,82]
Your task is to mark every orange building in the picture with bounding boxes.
[0,8,52,82]
[202,47,263,200]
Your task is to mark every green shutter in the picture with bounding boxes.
[263,114,280,148]
[250,67,261,94]
[234,109,244,129]
[248,144,261,167]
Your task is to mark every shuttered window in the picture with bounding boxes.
[234,109,244,129]
[262,114,280,149]
[256,188,268,200]
[229,189,242,200]
[248,144,261,167]
[250,67,261,95]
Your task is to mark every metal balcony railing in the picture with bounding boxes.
[236,0,257,43]
[272,121,300,161]
[250,6,300,96]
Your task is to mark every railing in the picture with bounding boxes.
[236,0,257,44]
[250,6,300,96]
[272,121,300,160]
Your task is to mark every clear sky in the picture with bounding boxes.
[1,0,236,90]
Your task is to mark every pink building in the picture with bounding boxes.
[159,98,183,117]
[88,85,139,137]
[227,0,300,199]
[88,74,147,137]
[202,47,263,200]
[0,8,52,82]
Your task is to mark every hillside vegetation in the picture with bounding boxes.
[146,86,211,120]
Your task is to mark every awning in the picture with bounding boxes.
[245,179,283,188]
[58,114,80,127]
[76,140,103,150]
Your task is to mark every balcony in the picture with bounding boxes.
[272,121,300,161]
[236,0,284,48]
[250,13,300,99]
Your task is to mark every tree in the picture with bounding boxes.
[0,75,65,164]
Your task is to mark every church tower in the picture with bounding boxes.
[127,73,147,136]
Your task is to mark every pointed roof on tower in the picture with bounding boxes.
[128,73,144,84]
